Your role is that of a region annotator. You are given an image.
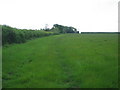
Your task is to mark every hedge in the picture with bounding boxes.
[2,25,57,45]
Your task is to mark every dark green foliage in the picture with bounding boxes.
[2,24,79,45]
[50,24,79,33]
[2,25,56,45]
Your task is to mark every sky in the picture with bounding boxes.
[0,0,119,32]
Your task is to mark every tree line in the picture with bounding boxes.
[2,24,79,45]
[44,24,79,33]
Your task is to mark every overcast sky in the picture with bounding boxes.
[0,0,119,32]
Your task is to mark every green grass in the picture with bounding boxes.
[2,34,118,88]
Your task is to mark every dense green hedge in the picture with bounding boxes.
[2,25,57,45]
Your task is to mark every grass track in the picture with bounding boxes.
[3,34,118,88]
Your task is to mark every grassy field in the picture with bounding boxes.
[2,34,118,88]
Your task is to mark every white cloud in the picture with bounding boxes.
[0,0,119,32]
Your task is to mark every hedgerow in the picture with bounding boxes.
[2,25,57,45]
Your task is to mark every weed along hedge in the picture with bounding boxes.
[2,25,57,45]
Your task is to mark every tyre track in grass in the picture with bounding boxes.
[52,35,80,88]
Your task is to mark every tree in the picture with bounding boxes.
[52,24,78,33]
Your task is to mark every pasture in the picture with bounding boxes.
[2,34,118,88]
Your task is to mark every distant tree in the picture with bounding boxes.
[52,24,78,33]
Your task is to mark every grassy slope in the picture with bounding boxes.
[3,34,118,88]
